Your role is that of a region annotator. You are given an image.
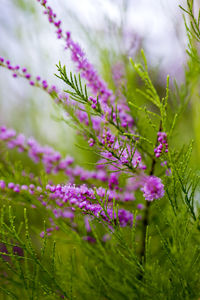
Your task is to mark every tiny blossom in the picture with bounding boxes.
[0,243,10,262]
[154,132,168,158]
[29,81,35,86]
[89,96,97,109]
[8,182,15,189]
[88,138,95,147]
[29,184,35,190]
[0,180,6,190]
[25,73,31,79]
[83,236,96,243]
[40,231,45,238]
[21,185,28,191]
[84,216,92,232]
[13,246,24,257]
[13,186,20,193]
[137,203,144,210]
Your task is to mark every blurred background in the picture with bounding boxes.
[0,0,195,163]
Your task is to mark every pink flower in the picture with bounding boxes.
[141,176,164,201]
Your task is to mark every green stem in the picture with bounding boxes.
[139,122,162,265]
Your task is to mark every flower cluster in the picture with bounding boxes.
[37,0,113,104]
[0,243,24,263]
[37,0,135,133]
[154,132,168,158]
[0,126,151,200]
[0,125,112,184]
[0,57,70,105]
[141,176,165,202]
[0,179,135,228]
[0,56,133,165]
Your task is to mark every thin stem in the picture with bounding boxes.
[139,122,162,265]
[139,159,156,262]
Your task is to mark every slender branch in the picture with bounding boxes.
[139,122,162,265]
[139,159,156,262]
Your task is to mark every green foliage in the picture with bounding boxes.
[0,206,69,299]
[180,0,200,43]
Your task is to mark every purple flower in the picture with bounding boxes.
[154,132,168,158]
[8,182,15,189]
[84,216,92,232]
[0,180,6,190]
[137,203,144,210]
[13,246,24,257]
[0,243,10,262]
[82,236,96,243]
[141,176,164,201]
